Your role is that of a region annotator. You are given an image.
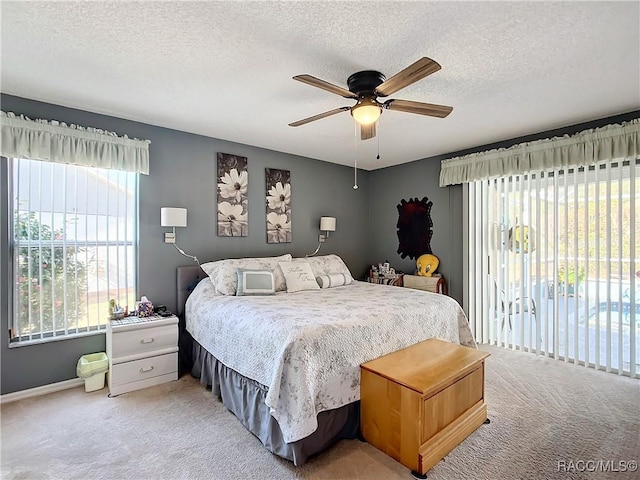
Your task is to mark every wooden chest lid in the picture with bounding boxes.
[360,338,490,396]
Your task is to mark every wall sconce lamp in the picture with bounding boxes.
[161,207,199,264]
[307,216,336,257]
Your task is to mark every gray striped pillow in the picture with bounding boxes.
[316,273,353,289]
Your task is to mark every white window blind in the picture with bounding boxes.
[466,159,638,377]
[9,158,138,344]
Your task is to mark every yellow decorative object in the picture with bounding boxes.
[508,225,535,254]
[416,254,439,277]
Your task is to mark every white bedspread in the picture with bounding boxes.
[186,279,475,443]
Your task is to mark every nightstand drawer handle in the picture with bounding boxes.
[140,338,155,344]
[139,366,154,373]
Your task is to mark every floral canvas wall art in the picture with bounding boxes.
[265,168,291,243]
[217,153,248,237]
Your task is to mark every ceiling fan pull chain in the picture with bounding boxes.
[353,158,359,189]
[353,156,358,190]
[376,119,381,160]
[353,121,359,189]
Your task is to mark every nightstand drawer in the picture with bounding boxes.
[111,324,178,358]
[110,352,178,387]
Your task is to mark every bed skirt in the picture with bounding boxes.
[190,340,360,466]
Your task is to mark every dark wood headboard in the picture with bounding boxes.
[177,265,207,317]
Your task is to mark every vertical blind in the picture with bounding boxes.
[2,111,147,344]
[10,158,137,343]
[466,159,638,377]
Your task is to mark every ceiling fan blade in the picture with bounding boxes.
[293,75,357,99]
[288,107,350,127]
[383,99,453,118]
[375,57,441,97]
[360,122,376,140]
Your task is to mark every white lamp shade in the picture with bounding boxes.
[320,216,336,232]
[350,97,381,125]
[351,105,381,125]
[161,207,187,227]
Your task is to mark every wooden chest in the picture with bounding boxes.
[360,338,490,476]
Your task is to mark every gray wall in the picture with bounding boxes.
[1,93,637,395]
[0,94,370,394]
[369,110,640,305]
[369,160,464,301]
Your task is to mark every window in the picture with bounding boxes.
[466,159,638,377]
[9,157,137,344]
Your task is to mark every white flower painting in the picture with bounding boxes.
[267,181,291,212]
[266,212,291,243]
[219,168,248,203]
[218,202,248,236]
[265,168,291,243]
[217,153,248,237]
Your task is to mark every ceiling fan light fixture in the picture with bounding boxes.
[351,97,381,125]
[290,57,452,138]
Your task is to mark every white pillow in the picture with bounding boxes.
[279,261,321,293]
[201,254,292,295]
[293,254,354,282]
[236,269,275,296]
[316,273,353,289]
[201,260,222,283]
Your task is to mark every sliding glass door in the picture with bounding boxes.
[466,159,638,377]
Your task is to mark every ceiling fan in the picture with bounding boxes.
[288,57,453,140]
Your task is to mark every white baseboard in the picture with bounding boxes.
[0,377,84,404]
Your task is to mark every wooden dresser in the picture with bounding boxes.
[360,338,490,477]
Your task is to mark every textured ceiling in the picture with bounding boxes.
[1,1,639,170]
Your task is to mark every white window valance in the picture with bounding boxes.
[0,110,150,174]
[439,118,639,186]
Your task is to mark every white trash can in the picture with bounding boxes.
[77,352,109,392]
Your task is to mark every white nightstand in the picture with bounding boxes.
[106,314,179,396]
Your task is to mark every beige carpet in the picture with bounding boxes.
[1,345,638,480]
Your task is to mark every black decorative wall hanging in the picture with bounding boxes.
[396,197,433,260]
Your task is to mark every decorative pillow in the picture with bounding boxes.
[202,254,292,295]
[279,261,321,293]
[316,273,353,289]
[236,269,275,296]
[200,260,223,283]
[293,254,354,282]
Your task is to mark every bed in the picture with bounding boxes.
[178,255,475,466]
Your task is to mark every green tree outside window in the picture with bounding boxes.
[15,212,87,336]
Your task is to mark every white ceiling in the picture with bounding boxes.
[2,1,639,170]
